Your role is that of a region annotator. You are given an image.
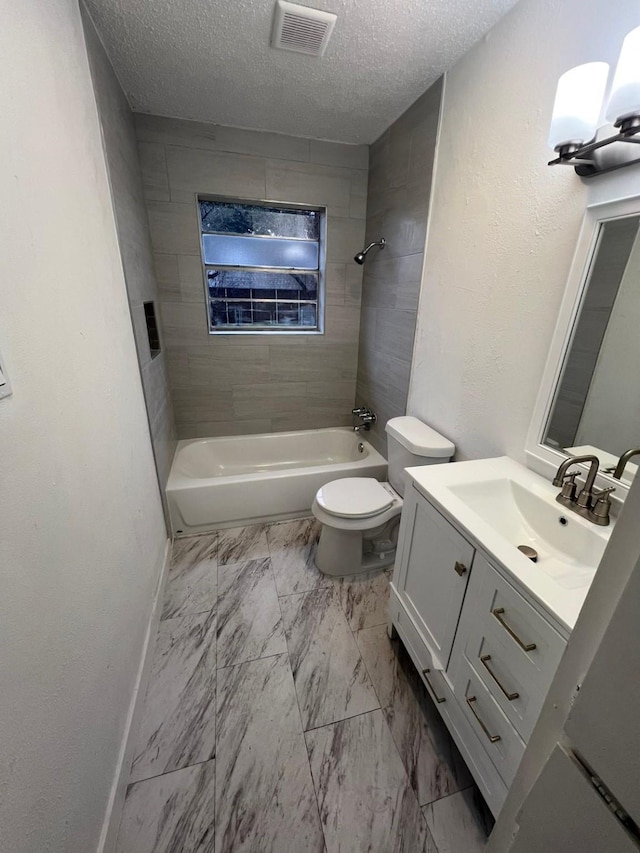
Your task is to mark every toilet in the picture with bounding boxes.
[312,416,455,576]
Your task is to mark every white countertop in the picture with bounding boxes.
[405,456,614,634]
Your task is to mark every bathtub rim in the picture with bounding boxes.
[167,426,387,490]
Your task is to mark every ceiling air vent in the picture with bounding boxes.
[271,0,337,57]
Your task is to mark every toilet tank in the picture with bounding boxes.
[385,416,455,496]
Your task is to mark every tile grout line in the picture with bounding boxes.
[266,519,331,853]
[126,755,217,789]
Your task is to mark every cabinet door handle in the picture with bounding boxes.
[492,607,537,652]
[422,668,446,703]
[453,561,467,577]
[466,695,501,743]
[480,654,520,700]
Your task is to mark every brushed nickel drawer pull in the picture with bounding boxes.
[480,654,520,701]
[466,695,501,743]
[422,668,446,703]
[492,607,537,652]
[454,561,468,577]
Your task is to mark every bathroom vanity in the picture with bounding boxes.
[388,456,611,816]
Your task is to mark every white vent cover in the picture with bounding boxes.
[271,1,337,57]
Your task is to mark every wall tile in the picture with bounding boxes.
[138,141,170,201]
[160,301,210,347]
[310,139,369,170]
[325,305,361,342]
[135,114,310,162]
[345,265,363,306]
[265,160,351,215]
[375,309,417,365]
[173,387,234,423]
[325,263,347,305]
[350,169,369,219]
[179,419,272,439]
[166,145,266,203]
[177,254,205,303]
[147,201,200,255]
[134,115,368,439]
[188,349,270,386]
[153,253,181,300]
[355,78,443,448]
[270,342,358,382]
[326,217,367,264]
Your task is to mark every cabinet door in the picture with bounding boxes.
[394,485,474,667]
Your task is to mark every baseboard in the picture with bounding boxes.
[96,537,172,853]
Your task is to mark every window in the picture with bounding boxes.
[198,198,325,333]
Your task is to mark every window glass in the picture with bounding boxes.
[199,199,323,333]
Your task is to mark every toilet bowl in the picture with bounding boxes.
[312,416,455,577]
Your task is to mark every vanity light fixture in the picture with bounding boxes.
[548,25,640,177]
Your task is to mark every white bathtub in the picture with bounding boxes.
[166,427,388,535]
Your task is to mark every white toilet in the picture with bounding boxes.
[312,416,455,577]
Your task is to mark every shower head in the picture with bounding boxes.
[354,238,386,264]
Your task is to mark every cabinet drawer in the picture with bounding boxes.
[394,486,475,667]
[453,554,566,741]
[455,658,526,786]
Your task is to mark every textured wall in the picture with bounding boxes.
[82,9,177,513]
[409,0,640,465]
[0,0,168,849]
[355,79,443,454]
[135,114,368,438]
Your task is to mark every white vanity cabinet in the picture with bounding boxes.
[389,481,569,816]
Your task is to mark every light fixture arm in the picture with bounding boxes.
[549,116,640,178]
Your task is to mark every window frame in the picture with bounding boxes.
[196,194,327,336]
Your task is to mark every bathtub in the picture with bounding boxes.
[166,427,388,535]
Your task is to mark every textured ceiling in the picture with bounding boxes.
[84,0,520,144]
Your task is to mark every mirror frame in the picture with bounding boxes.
[526,194,640,502]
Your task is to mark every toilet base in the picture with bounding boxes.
[314,522,398,577]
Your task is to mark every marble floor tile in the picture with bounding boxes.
[216,557,287,668]
[217,523,269,565]
[334,567,392,631]
[216,654,325,853]
[130,610,216,784]
[116,760,216,853]
[423,787,494,853]
[357,625,472,805]
[266,518,330,596]
[280,587,379,730]
[162,534,217,621]
[306,709,436,853]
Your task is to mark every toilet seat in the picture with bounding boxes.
[315,477,395,519]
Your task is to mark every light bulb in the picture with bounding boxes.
[548,62,609,152]
[606,26,640,126]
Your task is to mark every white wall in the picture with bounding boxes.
[0,1,168,850]
[408,0,640,463]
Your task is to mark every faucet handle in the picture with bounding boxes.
[352,407,367,416]
[591,487,615,525]
[559,471,579,502]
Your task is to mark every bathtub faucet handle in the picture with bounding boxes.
[352,406,377,431]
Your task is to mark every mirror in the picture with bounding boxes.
[543,211,640,484]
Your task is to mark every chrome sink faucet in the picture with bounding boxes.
[352,406,377,432]
[552,455,615,526]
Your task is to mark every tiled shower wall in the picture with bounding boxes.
[355,79,443,454]
[82,9,176,514]
[135,115,368,439]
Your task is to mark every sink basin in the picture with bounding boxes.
[448,478,607,586]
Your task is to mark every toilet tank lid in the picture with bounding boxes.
[385,416,455,458]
